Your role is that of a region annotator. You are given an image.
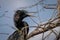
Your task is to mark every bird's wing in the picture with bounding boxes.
[7,30,24,40]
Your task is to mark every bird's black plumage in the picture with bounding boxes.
[8,10,30,40]
[14,10,29,30]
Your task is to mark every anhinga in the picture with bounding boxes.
[7,10,33,40]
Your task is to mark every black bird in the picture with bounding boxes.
[8,10,32,40]
[14,10,29,30]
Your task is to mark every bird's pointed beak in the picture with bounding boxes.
[27,13,36,17]
[27,14,36,17]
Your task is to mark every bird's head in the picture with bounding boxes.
[14,10,34,22]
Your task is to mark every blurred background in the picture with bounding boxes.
[0,0,60,40]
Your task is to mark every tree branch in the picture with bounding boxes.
[27,18,60,39]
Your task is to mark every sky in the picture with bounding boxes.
[0,0,58,40]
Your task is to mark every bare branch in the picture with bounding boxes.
[27,21,60,39]
[0,33,9,35]
[19,0,44,9]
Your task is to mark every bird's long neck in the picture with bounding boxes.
[16,19,23,30]
[15,15,28,30]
